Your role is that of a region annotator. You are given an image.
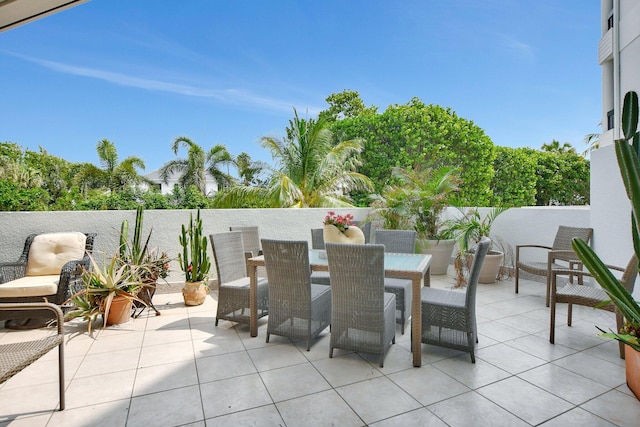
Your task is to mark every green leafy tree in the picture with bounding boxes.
[215,109,373,208]
[331,97,496,206]
[318,90,378,123]
[528,149,590,206]
[160,137,234,195]
[491,146,537,207]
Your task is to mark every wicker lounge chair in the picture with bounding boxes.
[210,231,269,326]
[515,225,593,306]
[262,239,331,350]
[373,229,417,334]
[550,255,638,359]
[0,232,96,326]
[0,302,65,410]
[326,242,396,367]
[420,236,490,363]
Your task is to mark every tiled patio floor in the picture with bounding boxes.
[1,273,640,426]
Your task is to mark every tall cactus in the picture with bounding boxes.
[572,90,640,352]
[119,206,151,265]
[179,209,211,282]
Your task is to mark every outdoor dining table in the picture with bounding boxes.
[247,249,432,367]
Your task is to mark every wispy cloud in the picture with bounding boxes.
[4,51,316,114]
[499,34,535,62]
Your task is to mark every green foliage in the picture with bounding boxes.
[331,97,495,206]
[573,90,640,351]
[0,180,50,211]
[318,89,378,123]
[491,146,537,207]
[528,149,590,206]
[178,210,211,282]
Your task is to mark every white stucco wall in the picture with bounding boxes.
[1,207,594,286]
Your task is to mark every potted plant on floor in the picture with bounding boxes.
[179,209,211,306]
[572,90,640,399]
[399,165,460,275]
[64,253,146,333]
[447,207,510,286]
[119,206,171,317]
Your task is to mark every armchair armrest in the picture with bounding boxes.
[549,249,580,263]
[0,261,27,284]
[0,302,64,333]
[55,258,90,304]
[515,244,552,263]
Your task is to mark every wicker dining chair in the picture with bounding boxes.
[373,229,417,334]
[0,232,96,324]
[230,226,265,277]
[515,225,593,307]
[309,228,331,286]
[420,236,490,363]
[262,239,331,350]
[550,255,638,359]
[352,220,372,244]
[326,242,396,367]
[0,302,65,410]
[210,231,269,326]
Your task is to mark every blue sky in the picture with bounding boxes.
[1,0,601,174]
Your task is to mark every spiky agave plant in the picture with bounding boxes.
[572,90,640,352]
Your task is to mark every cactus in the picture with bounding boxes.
[572,91,640,352]
[178,209,211,283]
[119,206,151,265]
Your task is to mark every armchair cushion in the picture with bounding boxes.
[0,275,59,298]
[26,232,86,276]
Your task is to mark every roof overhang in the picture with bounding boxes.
[0,0,89,32]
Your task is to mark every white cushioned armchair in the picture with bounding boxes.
[0,232,96,323]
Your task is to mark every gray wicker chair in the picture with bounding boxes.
[0,232,96,324]
[0,302,65,410]
[210,231,269,326]
[352,221,372,244]
[230,226,265,277]
[262,239,331,350]
[309,228,331,286]
[326,242,396,367]
[550,255,638,359]
[373,229,417,334]
[515,225,593,307]
[421,236,490,363]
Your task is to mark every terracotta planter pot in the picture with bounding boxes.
[182,281,208,306]
[323,224,365,245]
[625,345,640,400]
[106,295,133,325]
[418,239,455,275]
[477,251,504,284]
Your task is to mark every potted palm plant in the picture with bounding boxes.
[572,90,640,399]
[447,207,509,286]
[179,209,211,306]
[402,165,460,274]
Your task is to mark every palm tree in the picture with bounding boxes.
[215,109,373,208]
[160,137,235,195]
[75,139,147,192]
[541,140,576,154]
[236,152,268,187]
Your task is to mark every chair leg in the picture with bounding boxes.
[515,266,520,294]
[545,275,551,307]
[400,309,405,335]
[567,303,573,326]
[470,350,475,363]
[329,347,334,358]
[550,299,556,344]
[616,311,626,359]
[58,342,65,411]
[266,332,270,343]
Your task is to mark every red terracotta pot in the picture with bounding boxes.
[625,345,640,400]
